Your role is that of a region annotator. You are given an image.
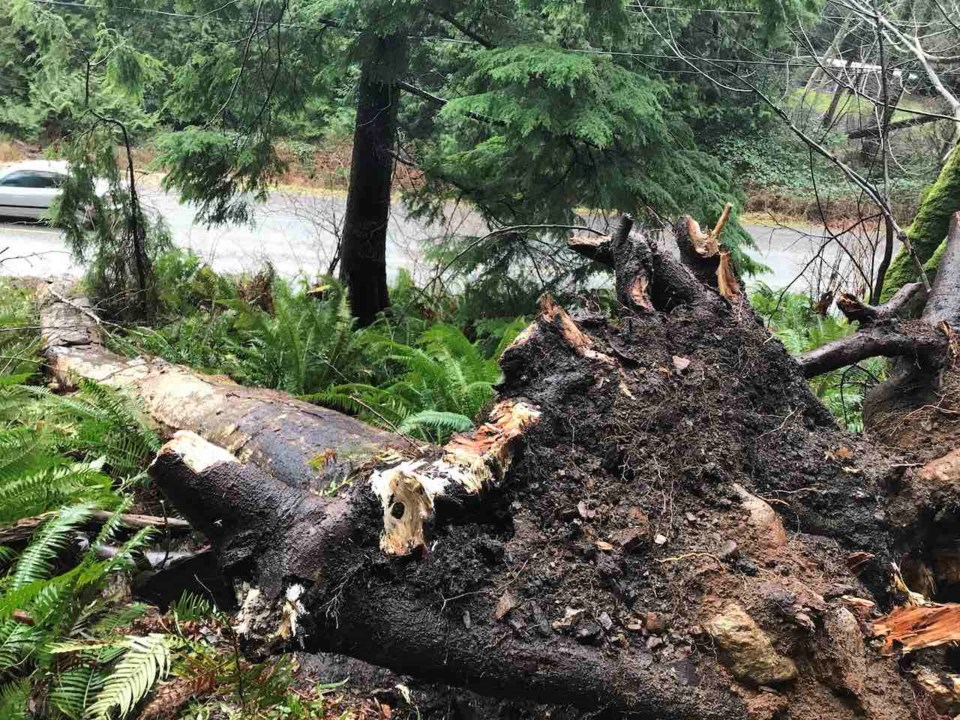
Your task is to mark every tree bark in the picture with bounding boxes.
[339,35,406,326]
[864,212,960,448]
[797,322,944,378]
[38,280,407,491]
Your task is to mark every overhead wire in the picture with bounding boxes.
[26,0,958,96]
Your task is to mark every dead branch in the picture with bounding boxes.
[797,324,946,378]
[0,510,191,545]
[835,282,927,325]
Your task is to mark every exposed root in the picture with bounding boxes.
[679,204,741,301]
[567,232,613,265]
[525,293,615,365]
[836,283,927,326]
[717,252,742,301]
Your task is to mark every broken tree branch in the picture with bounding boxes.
[797,324,946,378]
[799,214,960,378]
[567,221,725,312]
[835,282,927,325]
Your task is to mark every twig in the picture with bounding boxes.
[48,289,102,327]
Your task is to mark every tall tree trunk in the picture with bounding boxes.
[339,35,405,326]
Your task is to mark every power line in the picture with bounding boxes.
[25,0,953,75]
[629,4,759,14]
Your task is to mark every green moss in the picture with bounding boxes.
[882,147,960,300]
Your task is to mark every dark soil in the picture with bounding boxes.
[316,299,937,719]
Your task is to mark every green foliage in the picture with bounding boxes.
[716,129,818,193]
[312,322,503,442]
[52,132,172,320]
[3,0,159,139]
[410,39,758,279]
[0,288,171,719]
[22,380,162,484]
[80,634,173,720]
[751,284,884,431]
[155,130,284,225]
[0,281,348,720]
[229,280,362,394]
[171,591,215,623]
[118,256,527,443]
[0,279,42,379]
[119,266,366,394]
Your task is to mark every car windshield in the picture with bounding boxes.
[0,170,65,189]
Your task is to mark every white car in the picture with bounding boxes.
[0,160,108,222]
[0,160,70,220]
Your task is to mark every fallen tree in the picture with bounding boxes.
[39,212,960,719]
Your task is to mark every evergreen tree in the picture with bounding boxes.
[9,0,814,320]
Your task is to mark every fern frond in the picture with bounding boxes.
[0,619,42,669]
[91,603,149,635]
[11,504,94,588]
[84,634,172,720]
[171,591,214,622]
[0,677,29,720]
[50,666,104,720]
[398,411,474,438]
[0,464,113,523]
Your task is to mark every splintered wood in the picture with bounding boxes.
[532,293,614,364]
[568,232,613,265]
[874,603,960,654]
[626,275,654,311]
[716,252,742,301]
[371,399,541,556]
[684,204,742,301]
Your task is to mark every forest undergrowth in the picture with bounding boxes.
[0,279,387,720]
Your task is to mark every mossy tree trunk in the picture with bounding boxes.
[881,145,960,300]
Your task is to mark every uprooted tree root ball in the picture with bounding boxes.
[41,212,960,719]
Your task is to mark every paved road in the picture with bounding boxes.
[0,187,884,291]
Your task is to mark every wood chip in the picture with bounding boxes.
[874,603,960,654]
[610,527,643,552]
[493,591,518,621]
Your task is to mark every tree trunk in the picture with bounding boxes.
[881,145,960,300]
[38,279,407,490]
[864,212,960,454]
[339,35,406,326]
[40,210,960,719]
